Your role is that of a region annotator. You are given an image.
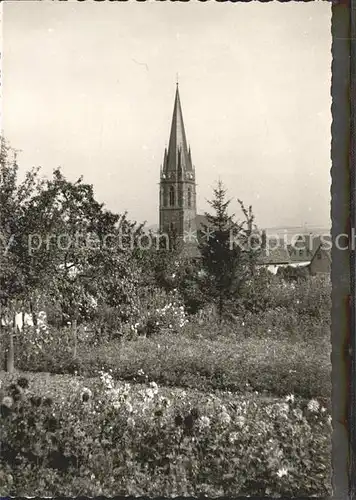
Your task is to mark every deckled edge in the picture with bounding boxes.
[331,1,352,498]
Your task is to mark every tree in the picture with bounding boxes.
[198,180,260,323]
[22,169,149,350]
[0,141,152,364]
[0,137,43,371]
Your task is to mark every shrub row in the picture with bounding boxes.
[14,332,331,400]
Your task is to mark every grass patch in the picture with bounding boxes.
[15,332,331,400]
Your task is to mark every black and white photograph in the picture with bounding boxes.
[0,1,332,497]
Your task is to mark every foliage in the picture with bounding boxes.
[0,138,45,372]
[0,374,331,497]
[12,328,330,400]
[21,168,135,327]
[139,245,206,315]
[0,138,44,307]
[0,142,147,366]
[126,288,188,338]
[276,265,310,282]
[198,180,261,322]
[239,273,331,321]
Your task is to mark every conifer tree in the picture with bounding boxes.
[199,180,260,322]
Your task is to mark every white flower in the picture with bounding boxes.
[278,402,290,414]
[146,388,154,399]
[127,416,135,428]
[149,381,159,394]
[112,400,121,410]
[235,415,246,428]
[285,394,295,403]
[277,467,288,478]
[218,411,231,425]
[292,408,303,420]
[199,416,211,428]
[125,402,133,413]
[229,431,240,443]
[307,399,320,413]
[2,396,14,408]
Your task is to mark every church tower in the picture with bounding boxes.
[159,84,197,247]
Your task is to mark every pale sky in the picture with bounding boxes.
[3,1,331,230]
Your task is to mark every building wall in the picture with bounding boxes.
[309,249,331,275]
[159,178,197,238]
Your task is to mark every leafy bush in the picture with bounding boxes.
[0,374,331,497]
[12,326,73,373]
[120,288,188,339]
[238,274,330,325]
[276,265,310,282]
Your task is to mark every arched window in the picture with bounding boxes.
[187,187,192,208]
[169,186,175,206]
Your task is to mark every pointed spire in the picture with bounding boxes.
[164,84,193,173]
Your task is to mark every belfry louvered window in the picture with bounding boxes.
[169,186,175,206]
[187,187,192,208]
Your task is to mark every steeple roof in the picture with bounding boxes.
[164,84,193,173]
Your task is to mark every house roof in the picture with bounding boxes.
[193,220,330,266]
[257,247,291,265]
[288,234,330,262]
[195,219,291,265]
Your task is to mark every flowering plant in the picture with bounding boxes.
[0,374,331,498]
[123,288,188,338]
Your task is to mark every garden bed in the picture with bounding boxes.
[0,371,331,497]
